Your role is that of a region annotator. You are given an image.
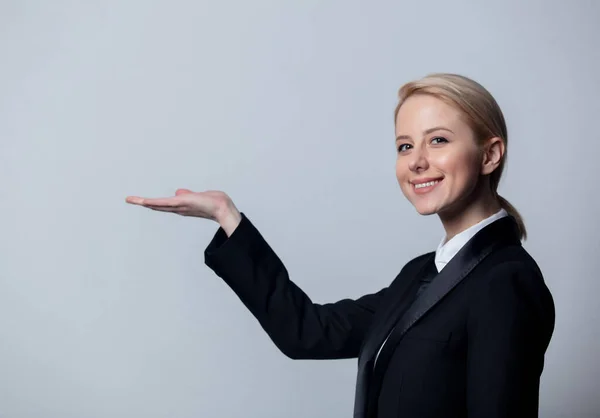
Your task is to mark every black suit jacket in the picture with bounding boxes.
[204,214,555,418]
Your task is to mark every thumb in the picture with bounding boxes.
[175,188,194,195]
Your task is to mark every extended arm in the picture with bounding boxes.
[204,212,386,360]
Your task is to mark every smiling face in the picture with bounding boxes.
[395,94,484,217]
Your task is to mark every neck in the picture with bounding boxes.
[438,186,502,243]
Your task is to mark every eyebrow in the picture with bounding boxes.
[395,126,455,142]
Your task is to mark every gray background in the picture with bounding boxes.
[1,1,599,417]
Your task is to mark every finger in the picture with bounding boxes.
[125,196,145,205]
[175,188,194,195]
[138,197,183,207]
[146,205,181,213]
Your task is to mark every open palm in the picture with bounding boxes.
[125,188,231,221]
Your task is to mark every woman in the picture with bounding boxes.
[126,73,555,418]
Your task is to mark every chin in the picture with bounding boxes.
[414,206,439,216]
[409,200,440,215]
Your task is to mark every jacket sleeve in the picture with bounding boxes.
[203,213,386,360]
[466,261,555,417]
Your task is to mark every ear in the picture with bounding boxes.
[481,137,505,175]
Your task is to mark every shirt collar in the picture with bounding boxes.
[434,208,509,273]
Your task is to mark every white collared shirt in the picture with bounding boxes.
[434,208,508,273]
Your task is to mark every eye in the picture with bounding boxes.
[431,136,448,145]
[397,143,412,153]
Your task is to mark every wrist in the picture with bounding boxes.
[215,199,242,237]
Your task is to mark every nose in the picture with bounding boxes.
[408,145,429,173]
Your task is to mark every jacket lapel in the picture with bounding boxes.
[357,254,434,366]
[353,215,521,418]
[384,215,520,350]
[352,253,433,418]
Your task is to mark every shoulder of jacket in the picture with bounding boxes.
[401,251,435,272]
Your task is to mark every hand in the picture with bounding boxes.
[125,188,240,225]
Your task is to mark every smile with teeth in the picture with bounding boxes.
[414,180,441,189]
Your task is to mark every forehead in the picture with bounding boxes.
[395,94,465,134]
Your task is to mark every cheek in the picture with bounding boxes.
[395,158,404,179]
[395,160,411,193]
[435,150,480,183]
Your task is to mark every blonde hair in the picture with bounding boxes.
[394,73,526,240]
